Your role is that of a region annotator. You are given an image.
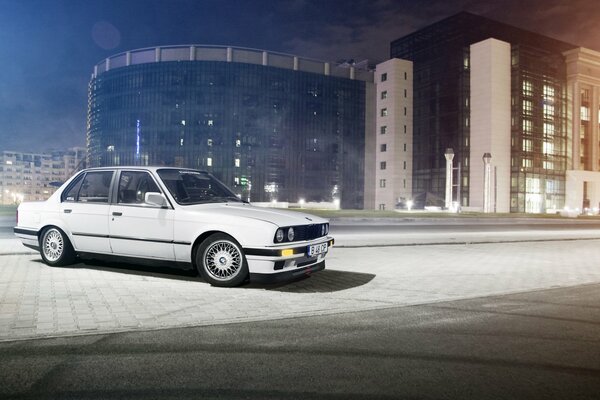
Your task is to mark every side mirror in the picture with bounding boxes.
[145,192,168,207]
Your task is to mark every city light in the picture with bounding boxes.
[406,200,413,211]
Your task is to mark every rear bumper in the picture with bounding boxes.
[14,227,40,251]
[249,260,325,284]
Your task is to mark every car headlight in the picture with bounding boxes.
[276,229,284,243]
[287,227,295,241]
[321,224,325,236]
[325,224,329,235]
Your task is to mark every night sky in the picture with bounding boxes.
[0,0,598,153]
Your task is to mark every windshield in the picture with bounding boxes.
[157,169,242,205]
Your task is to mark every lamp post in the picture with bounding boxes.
[482,153,492,213]
[445,148,454,210]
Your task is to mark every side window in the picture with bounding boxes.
[118,171,161,205]
[61,173,85,202]
[78,171,114,203]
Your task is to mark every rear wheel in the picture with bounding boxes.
[39,227,76,266]
[196,233,248,287]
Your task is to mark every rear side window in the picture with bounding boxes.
[61,173,85,202]
[77,171,114,203]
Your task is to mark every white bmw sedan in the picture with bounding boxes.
[14,167,333,287]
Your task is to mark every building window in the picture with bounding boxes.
[235,139,241,147]
[404,107,407,116]
[544,123,554,137]
[235,158,240,167]
[403,143,407,152]
[380,161,387,170]
[381,73,387,82]
[403,179,406,188]
[522,158,532,168]
[207,157,212,167]
[207,139,213,146]
[381,108,388,117]
[523,119,532,134]
[543,104,554,118]
[522,139,533,152]
[543,141,554,155]
[522,80,533,97]
[403,161,407,170]
[381,91,388,100]
[581,106,590,121]
[404,125,407,134]
[404,89,407,98]
[543,160,554,170]
[523,100,532,115]
[543,85,555,101]
[380,144,387,152]
[379,203,386,210]
[379,179,386,188]
[380,126,387,135]
[404,72,407,80]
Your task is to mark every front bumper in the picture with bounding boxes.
[243,236,333,281]
[249,260,325,283]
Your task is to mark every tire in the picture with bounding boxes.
[39,227,76,267]
[196,233,248,287]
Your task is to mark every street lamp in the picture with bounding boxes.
[482,153,492,213]
[444,148,454,210]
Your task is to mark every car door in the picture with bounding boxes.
[59,170,114,253]
[108,170,175,260]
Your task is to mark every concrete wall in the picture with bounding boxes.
[469,39,511,212]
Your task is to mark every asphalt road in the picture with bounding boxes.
[0,215,15,239]
[1,283,599,399]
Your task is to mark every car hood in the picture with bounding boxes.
[180,203,328,226]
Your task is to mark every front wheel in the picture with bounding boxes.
[39,227,76,266]
[196,233,248,287]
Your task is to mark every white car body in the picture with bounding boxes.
[14,167,333,285]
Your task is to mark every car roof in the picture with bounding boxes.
[81,166,210,174]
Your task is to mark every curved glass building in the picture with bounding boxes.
[87,45,374,208]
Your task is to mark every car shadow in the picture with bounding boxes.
[34,258,375,292]
[244,269,376,293]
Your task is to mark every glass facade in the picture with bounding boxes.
[390,12,576,212]
[88,51,368,208]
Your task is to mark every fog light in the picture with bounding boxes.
[281,249,294,257]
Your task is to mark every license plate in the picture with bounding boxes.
[308,242,328,257]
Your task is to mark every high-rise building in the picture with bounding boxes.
[390,12,577,213]
[88,45,374,209]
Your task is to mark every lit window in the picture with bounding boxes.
[543,141,554,155]
[543,85,554,101]
[380,126,387,135]
[543,161,554,170]
[181,120,186,126]
[234,177,240,185]
[523,119,532,134]
[544,123,554,136]
[381,91,387,100]
[207,119,214,126]
[235,158,240,167]
[207,139,213,146]
[522,158,532,168]
[380,161,387,170]
[544,104,554,118]
[381,108,388,117]
[522,80,533,97]
[381,73,387,82]
[522,139,533,152]
[207,157,212,167]
[523,100,532,115]
[235,139,241,147]
[380,144,387,152]
[581,106,590,121]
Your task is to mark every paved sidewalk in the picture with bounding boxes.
[2,240,600,341]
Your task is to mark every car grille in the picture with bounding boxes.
[294,224,327,241]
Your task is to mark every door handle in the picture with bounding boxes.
[64,209,72,214]
[112,212,123,216]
